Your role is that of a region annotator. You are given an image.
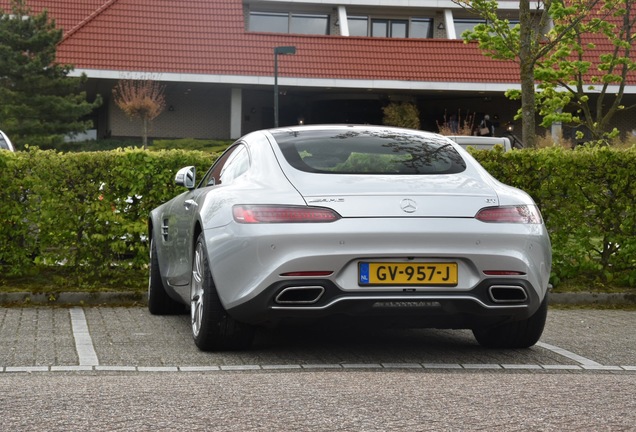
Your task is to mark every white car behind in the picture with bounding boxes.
[446,135,513,151]
[0,130,15,152]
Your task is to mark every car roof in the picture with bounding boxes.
[270,124,443,138]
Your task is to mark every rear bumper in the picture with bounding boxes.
[227,277,544,329]
[207,217,551,312]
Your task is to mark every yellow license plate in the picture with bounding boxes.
[358,262,458,286]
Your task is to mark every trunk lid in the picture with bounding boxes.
[288,171,499,218]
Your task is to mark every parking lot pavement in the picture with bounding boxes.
[540,309,636,367]
[0,308,78,367]
[0,307,634,372]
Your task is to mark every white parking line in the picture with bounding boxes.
[2,309,632,373]
[70,308,99,366]
[2,363,636,373]
[537,341,602,366]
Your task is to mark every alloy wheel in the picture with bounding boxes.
[191,242,205,337]
[148,238,154,298]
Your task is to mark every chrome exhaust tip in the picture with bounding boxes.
[489,285,528,303]
[275,286,325,305]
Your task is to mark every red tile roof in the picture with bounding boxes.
[0,0,111,33]
[2,0,634,86]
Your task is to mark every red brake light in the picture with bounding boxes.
[475,205,542,224]
[280,271,333,277]
[483,270,526,276]
[233,205,341,223]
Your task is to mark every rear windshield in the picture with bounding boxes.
[272,128,466,175]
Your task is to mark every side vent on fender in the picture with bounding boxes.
[162,219,169,242]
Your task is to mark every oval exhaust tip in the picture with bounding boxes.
[275,286,325,305]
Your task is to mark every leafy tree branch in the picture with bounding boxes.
[112,79,166,149]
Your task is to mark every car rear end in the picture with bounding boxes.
[217,126,551,332]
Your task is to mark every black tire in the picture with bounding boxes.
[190,233,254,351]
[473,293,548,349]
[148,237,184,315]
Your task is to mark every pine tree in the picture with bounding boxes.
[0,0,101,149]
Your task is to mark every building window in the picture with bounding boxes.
[348,16,369,36]
[390,20,408,38]
[454,19,486,38]
[371,19,388,37]
[410,18,433,38]
[455,18,520,38]
[290,13,329,35]
[249,12,289,33]
[249,11,329,35]
[347,16,432,39]
[371,19,408,38]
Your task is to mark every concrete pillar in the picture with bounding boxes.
[230,88,242,139]
[551,122,562,142]
[337,6,349,36]
[444,10,456,39]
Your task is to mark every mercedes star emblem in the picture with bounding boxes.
[400,198,417,213]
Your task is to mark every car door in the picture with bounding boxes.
[164,144,248,290]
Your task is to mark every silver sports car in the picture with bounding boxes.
[148,125,551,351]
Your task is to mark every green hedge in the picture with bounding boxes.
[51,138,233,153]
[0,148,213,290]
[471,146,636,287]
[151,138,232,153]
[1,146,635,291]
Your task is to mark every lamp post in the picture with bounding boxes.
[274,46,296,127]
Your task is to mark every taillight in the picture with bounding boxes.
[475,205,542,224]
[233,205,341,223]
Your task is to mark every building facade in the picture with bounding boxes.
[2,0,636,143]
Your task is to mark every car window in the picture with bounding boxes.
[198,144,249,188]
[219,146,250,184]
[272,129,466,175]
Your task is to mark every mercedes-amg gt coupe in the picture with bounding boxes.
[148,125,551,351]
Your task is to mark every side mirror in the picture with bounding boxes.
[175,166,196,189]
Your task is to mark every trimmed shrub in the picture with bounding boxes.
[1,146,635,290]
[151,138,232,153]
[471,146,636,287]
[382,102,421,130]
[0,148,213,288]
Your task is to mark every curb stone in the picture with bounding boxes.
[0,292,147,306]
[0,291,634,306]
[550,292,635,305]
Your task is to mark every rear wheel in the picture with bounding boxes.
[190,233,254,351]
[148,237,184,315]
[473,293,548,349]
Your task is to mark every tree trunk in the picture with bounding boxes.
[142,118,148,150]
[519,0,537,148]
